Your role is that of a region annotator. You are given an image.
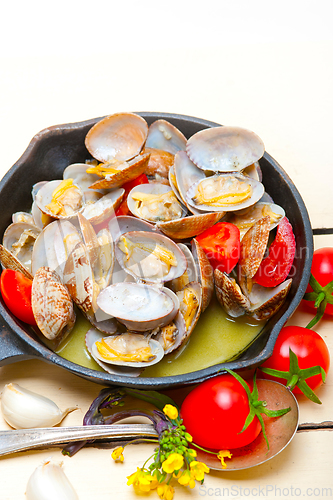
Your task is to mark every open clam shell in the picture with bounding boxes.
[91,332,164,369]
[191,238,214,312]
[115,230,187,283]
[35,180,85,219]
[0,243,33,280]
[85,328,142,376]
[63,241,94,313]
[97,282,178,332]
[227,202,285,240]
[81,188,124,226]
[153,311,187,354]
[145,119,187,154]
[31,220,81,279]
[2,222,40,274]
[88,152,151,191]
[186,125,265,173]
[127,183,186,224]
[143,147,174,184]
[173,150,206,214]
[85,112,148,163]
[177,281,202,337]
[157,211,224,241]
[214,268,251,318]
[186,173,265,213]
[238,216,271,295]
[248,279,293,321]
[168,243,198,292]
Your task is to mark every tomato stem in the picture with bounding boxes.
[225,369,291,450]
[260,347,326,404]
[303,273,333,329]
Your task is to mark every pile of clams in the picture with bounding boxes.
[0,112,293,378]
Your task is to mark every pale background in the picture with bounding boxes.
[0,1,333,498]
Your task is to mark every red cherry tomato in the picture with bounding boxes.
[260,326,330,393]
[303,247,333,316]
[195,222,240,274]
[0,269,36,325]
[254,217,296,287]
[180,374,261,450]
[115,173,149,217]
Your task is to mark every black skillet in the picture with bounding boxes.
[0,112,313,389]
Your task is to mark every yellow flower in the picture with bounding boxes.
[111,446,124,462]
[163,404,178,420]
[190,461,210,481]
[217,450,232,469]
[157,482,175,500]
[186,448,197,459]
[177,470,196,489]
[127,468,157,493]
[162,453,184,474]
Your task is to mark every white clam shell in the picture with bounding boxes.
[91,333,164,368]
[146,119,187,154]
[97,282,177,331]
[81,188,124,226]
[85,112,148,163]
[2,222,40,273]
[115,230,187,283]
[186,173,264,213]
[173,150,205,214]
[85,328,142,375]
[186,126,265,172]
[127,183,186,224]
[35,180,85,219]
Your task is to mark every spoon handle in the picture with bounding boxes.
[0,424,158,456]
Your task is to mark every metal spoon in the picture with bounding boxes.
[0,423,158,456]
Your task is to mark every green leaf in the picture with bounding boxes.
[123,388,178,412]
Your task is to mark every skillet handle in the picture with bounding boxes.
[0,320,38,366]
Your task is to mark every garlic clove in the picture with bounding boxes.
[26,460,79,500]
[1,383,77,429]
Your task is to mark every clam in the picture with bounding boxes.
[186,126,265,173]
[85,328,142,375]
[81,188,124,226]
[214,269,251,318]
[247,279,292,321]
[87,152,151,191]
[145,119,187,154]
[2,222,40,273]
[169,243,198,292]
[31,267,75,343]
[0,244,33,280]
[115,230,187,283]
[173,151,205,213]
[91,332,164,368]
[108,215,160,243]
[63,241,94,313]
[63,163,107,203]
[177,281,202,336]
[191,238,214,312]
[143,147,174,184]
[186,173,264,213]
[127,183,186,224]
[31,220,82,279]
[227,202,285,240]
[97,282,178,331]
[238,216,271,295]
[12,212,35,225]
[85,112,148,163]
[152,312,187,354]
[35,179,85,219]
[157,211,224,241]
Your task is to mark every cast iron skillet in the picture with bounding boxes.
[0,112,313,389]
